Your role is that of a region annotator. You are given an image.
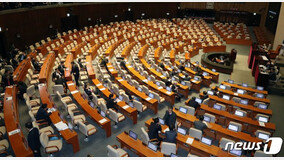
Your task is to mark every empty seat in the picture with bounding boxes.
[232,97,241,103]
[92,93,105,107]
[204,113,216,123]
[52,85,64,94]
[78,121,97,142]
[57,91,72,104]
[152,92,165,103]
[40,133,62,155]
[106,145,128,157]
[189,128,202,140]
[108,109,125,127]
[133,99,147,113]
[183,106,195,115]
[0,139,9,152]
[161,142,177,156]
[228,121,242,132]
[219,137,235,150]
[0,126,6,137]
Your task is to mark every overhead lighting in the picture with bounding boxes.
[114,15,118,18]
[128,8,131,11]
[0,27,2,32]
[141,13,145,16]
[166,12,170,16]
[88,17,91,21]
[67,13,70,17]
[49,25,53,29]
[178,6,181,10]
[253,13,256,15]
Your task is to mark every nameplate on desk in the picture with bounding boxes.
[67,83,74,86]
[192,80,197,83]
[99,118,107,124]
[71,90,79,94]
[100,88,106,91]
[181,75,185,78]
[142,79,148,83]
[109,69,114,72]
[66,68,69,71]
[97,83,102,86]
[118,79,124,82]
[234,93,238,96]
[6,97,12,101]
[186,137,194,145]
[166,91,172,95]
[158,87,163,90]
[259,122,265,127]
[160,75,165,78]
[163,127,170,132]
[145,97,152,101]
[39,83,46,87]
[122,105,130,109]
[47,108,56,113]
[8,128,20,136]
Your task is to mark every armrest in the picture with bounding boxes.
[36,119,47,123]
[111,145,118,149]
[87,127,97,135]
[0,144,7,150]
[45,145,59,153]
[121,153,128,157]
[48,134,60,138]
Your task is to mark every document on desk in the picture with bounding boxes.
[234,93,238,96]
[118,79,124,82]
[186,137,194,145]
[6,97,12,101]
[163,127,170,132]
[97,83,102,86]
[54,121,69,131]
[166,91,172,95]
[109,69,114,72]
[142,79,148,83]
[259,122,265,127]
[158,87,163,89]
[192,80,197,83]
[146,97,152,101]
[99,118,107,124]
[122,105,130,109]
[100,88,106,91]
[68,83,74,86]
[71,90,79,94]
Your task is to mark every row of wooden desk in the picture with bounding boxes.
[39,52,55,84]
[221,81,268,95]
[64,54,73,81]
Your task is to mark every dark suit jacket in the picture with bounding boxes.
[163,111,176,127]
[148,122,162,140]
[71,64,80,77]
[35,107,51,121]
[193,120,208,132]
[106,98,117,110]
[2,75,14,87]
[164,130,177,143]
[202,95,209,101]
[187,99,200,109]
[58,65,65,75]
[27,128,41,151]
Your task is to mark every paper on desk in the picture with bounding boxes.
[68,83,74,86]
[97,83,102,86]
[54,121,69,131]
[71,90,79,94]
[122,105,130,109]
[259,122,265,127]
[118,79,124,82]
[100,88,106,91]
[48,108,56,113]
[8,129,20,136]
[142,79,148,83]
[6,97,12,101]
[192,80,197,83]
[99,118,107,124]
[109,69,114,72]
[163,127,170,132]
[186,137,194,145]
[158,87,163,89]
[234,93,238,96]
[160,75,165,78]
[146,97,152,101]
[166,91,172,95]
[262,56,268,61]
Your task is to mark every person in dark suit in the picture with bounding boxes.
[148,118,162,142]
[17,81,27,100]
[58,62,65,75]
[163,106,176,127]
[78,58,85,70]
[193,115,208,133]
[71,62,80,86]
[52,68,62,82]
[35,104,52,125]
[25,122,41,157]
[201,91,208,100]
[213,88,219,96]
[164,124,177,143]
[120,58,126,70]
[2,70,14,87]
[84,83,93,100]
[31,58,41,72]
[106,94,118,112]
[186,97,200,109]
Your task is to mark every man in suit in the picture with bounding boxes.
[186,97,200,109]
[58,62,65,75]
[36,104,52,125]
[164,124,177,143]
[25,122,41,157]
[148,118,162,142]
[193,115,209,133]
[120,58,127,70]
[31,58,41,72]
[201,91,208,100]
[71,62,80,86]
[52,68,61,82]
[2,70,14,87]
[106,94,118,112]
[163,106,176,127]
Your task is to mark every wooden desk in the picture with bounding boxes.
[203,45,226,53]
[116,132,164,157]
[125,62,175,106]
[170,49,176,63]
[91,79,138,124]
[115,77,159,114]
[39,52,55,83]
[191,62,219,82]
[173,109,262,143]
[145,119,234,157]
[88,44,101,58]
[66,81,112,137]
[141,59,189,98]
[138,44,149,58]
[208,95,272,118]
[105,39,125,58]
[221,81,268,95]
[200,104,275,134]
[121,42,137,58]
[213,86,270,105]
[64,54,73,81]
[85,55,96,79]
[106,63,118,77]
[154,47,163,62]
[13,58,31,83]
[38,83,79,153]
[4,86,33,157]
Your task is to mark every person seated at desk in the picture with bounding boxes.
[84,83,93,100]
[58,61,65,75]
[164,124,177,143]
[35,104,52,125]
[148,117,163,145]
[182,73,191,81]
[201,91,208,100]
[178,64,185,71]
[106,94,118,112]
[212,87,219,96]
[100,57,108,68]
[171,82,182,101]
[2,70,14,87]
[163,106,176,127]
[78,58,86,70]
[159,62,165,70]
[170,69,178,77]
[120,58,127,70]
[186,97,200,109]
[18,81,27,100]
[52,68,62,82]
[230,49,237,62]
[25,122,41,157]
[193,115,209,133]
[268,68,277,81]
[31,58,41,72]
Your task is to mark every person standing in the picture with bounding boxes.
[163,106,176,127]
[71,62,80,86]
[25,122,41,157]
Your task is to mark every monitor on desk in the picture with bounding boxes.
[242,83,248,87]
[163,72,167,77]
[178,69,181,73]
[129,130,138,140]
[147,76,151,81]
[258,116,268,123]
[138,87,143,92]
[228,124,239,132]
[229,149,242,156]
[201,137,212,146]
[257,132,270,140]
[156,81,160,86]
[196,61,199,65]
[258,103,267,110]
[119,95,123,101]
[256,93,264,99]
[177,127,186,135]
[204,116,211,122]
[228,79,234,84]
[222,95,230,100]
[179,107,188,114]
[100,111,106,118]
[240,99,248,105]
[237,89,245,94]
[195,98,202,104]
[148,142,158,152]
[149,93,154,99]
[185,64,188,68]
[207,90,214,95]
[171,153,178,157]
[159,118,165,125]
[166,86,172,92]
[257,86,264,91]
[219,85,226,90]
[181,81,186,86]
[129,102,134,108]
[235,110,244,117]
[172,77,176,81]
[194,76,200,81]
[171,66,174,69]
[213,104,222,110]
[202,72,209,77]
[212,69,216,72]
